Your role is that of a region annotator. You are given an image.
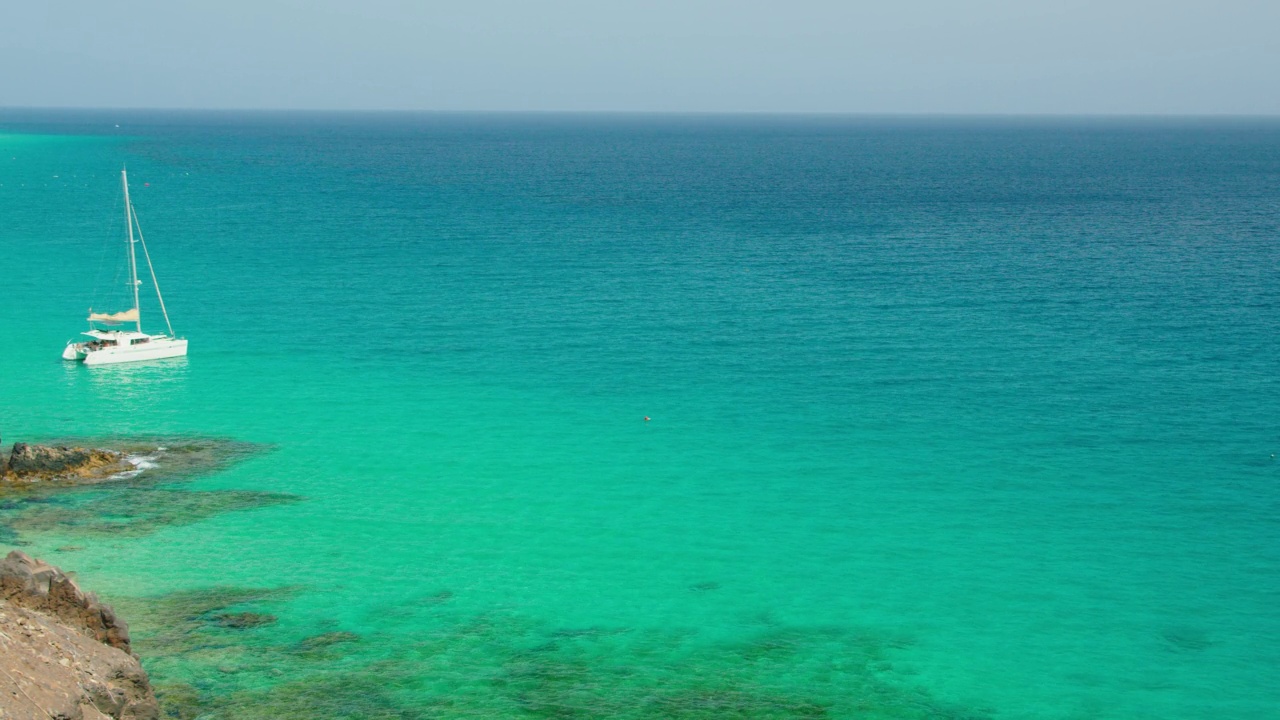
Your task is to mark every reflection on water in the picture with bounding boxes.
[62,355,190,405]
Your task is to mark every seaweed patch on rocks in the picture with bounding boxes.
[0,436,268,494]
[154,673,426,720]
[0,437,296,543]
[294,631,360,653]
[133,610,992,720]
[7,487,301,538]
[109,586,298,657]
[68,583,995,720]
[209,611,278,630]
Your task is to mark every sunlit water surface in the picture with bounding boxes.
[1,112,1278,719]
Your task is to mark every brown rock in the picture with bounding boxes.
[0,551,133,654]
[3,443,133,486]
[0,551,159,720]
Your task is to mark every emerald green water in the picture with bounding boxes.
[2,112,1278,718]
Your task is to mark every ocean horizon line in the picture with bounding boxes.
[3,105,1280,122]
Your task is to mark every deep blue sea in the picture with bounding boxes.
[1,111,1278,719]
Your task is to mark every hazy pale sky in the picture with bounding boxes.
[3,0,1277,114]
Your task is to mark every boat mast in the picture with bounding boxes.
[132,207,176,337]
[122,168,142,333]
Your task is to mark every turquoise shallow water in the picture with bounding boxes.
[1,112,1278,718]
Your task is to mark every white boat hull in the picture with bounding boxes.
[63,170,189,365]
[64,338,188,366]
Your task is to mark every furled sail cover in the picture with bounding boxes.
[87,309,139,324]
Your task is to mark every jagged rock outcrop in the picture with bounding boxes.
[3,443,133,486]
[0,552,135,653]
[0,552,159,720]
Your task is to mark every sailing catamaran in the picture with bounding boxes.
[61,169,188,365]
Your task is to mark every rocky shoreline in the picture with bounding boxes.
[0,551,159,719]
[0,435,297,719]
[2,442,136,488]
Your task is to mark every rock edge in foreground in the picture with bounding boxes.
[0,551,159,720]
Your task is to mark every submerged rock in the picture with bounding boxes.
[209,611,277,630]
[0,551,159,719]
[3,442,134,486]
[11,488,304,538]
[295,631,360,652]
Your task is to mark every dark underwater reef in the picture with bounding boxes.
[0,438,990,718]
